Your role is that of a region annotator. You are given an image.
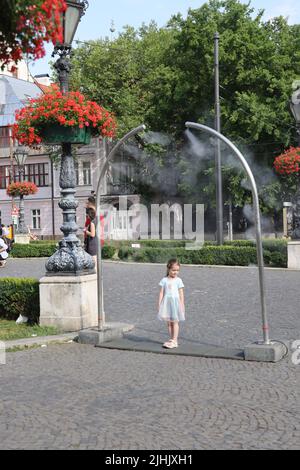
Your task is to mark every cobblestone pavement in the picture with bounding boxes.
[1,259,300,348]
[1,259,300,449]
[0,343,299,450]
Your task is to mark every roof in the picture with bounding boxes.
[0,75,42,127]
[35,82,51,94]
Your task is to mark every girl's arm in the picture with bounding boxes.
[179,288,185,310]
[158,287,164,310]
[86,222,96,238]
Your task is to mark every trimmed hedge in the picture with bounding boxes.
[118,245,286,267]
[10,239,287,267]
[0,278,40,323]
[11,243,117,259]
[11,243,57,258]
[130,246,259,266]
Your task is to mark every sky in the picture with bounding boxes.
[29,0,300,77]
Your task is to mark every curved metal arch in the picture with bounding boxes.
[185,121,270,345]
[96,125,146,330]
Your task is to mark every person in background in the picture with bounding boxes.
[0,224,12,251]
[84,207,97,265]
[84,196,96,251]
[1,224,9,237]
[83,195,105,251]
[0,227,9,268]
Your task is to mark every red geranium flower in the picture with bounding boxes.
[0,1,67,69]
[274,147,300,176]
[7,182,38,197]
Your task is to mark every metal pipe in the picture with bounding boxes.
[50,159,55,237]
[185,121,270,345]
[95,125,146,331]
[17,167,27,234]
[214,32,223,245]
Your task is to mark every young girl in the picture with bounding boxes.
[158,258,185,349]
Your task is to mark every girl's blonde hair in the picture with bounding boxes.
[166,258,180,276]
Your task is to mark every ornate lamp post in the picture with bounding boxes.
[290,85,300,146]
[13,145,28,234]
[46,0,93,275]
[290,84,300,239]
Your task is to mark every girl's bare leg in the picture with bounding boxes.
[167,321,172,338]
[171,321,179,343]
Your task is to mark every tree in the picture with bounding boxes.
[70,23,176,137]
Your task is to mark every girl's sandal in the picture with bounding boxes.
[163,340,178,349]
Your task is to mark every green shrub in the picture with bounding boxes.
[11,243,117,259]
[138,240,186,248]
[130,246,254,265]
[11,238,287,267]
[125,245,286,267]
[263,250,287,267]
[118,246,134,260]
[102,245,116,259]
[30,240,57,245]
[0,278,40,323]
[11,243,57,258]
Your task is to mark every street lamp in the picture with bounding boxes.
[290,84,300,239]
[53,1,89,94]
[46,0,93,274]
[60,1,88,48]
[13,145,28,234]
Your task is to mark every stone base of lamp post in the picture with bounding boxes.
[14,234,30,245]
[39,274,98,332]
[287,241,300,269]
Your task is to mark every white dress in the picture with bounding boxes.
[0,238,8,260]
[158,276,185,322]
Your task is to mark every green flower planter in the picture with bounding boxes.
[39,124,92,145]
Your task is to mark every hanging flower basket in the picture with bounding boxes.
[39,124,92,145]
[13,86,117,147]
[274,147,300,176]
[7,182,38,197]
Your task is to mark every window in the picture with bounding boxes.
[83,162,91,186]
[31,210,41,229]
[0,127,11,148]
[0,166,6,189]
[75,162,79,186]
[0,164,49,188]
[75,161,92,186]
[25,163,49,187]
